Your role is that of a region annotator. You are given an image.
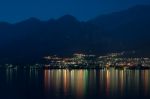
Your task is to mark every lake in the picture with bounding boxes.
[0,69,150,99]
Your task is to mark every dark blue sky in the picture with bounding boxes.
[0,0,150,23]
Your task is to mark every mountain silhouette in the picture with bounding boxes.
[90,4,150,55]
[0,5,150,64]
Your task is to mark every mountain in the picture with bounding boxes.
[90,5,150,30]
[1,5,150,64]
[0,15,104,64]
[90,5,150,55]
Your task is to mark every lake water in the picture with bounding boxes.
[0,69,150,99]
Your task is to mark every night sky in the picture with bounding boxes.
[0,0,150,23]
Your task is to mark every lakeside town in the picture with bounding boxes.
[1,52,150,70]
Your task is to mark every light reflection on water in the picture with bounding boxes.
[1,69,150,99]
[44,69,150,99]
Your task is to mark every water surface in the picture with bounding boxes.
[0,69,150,99]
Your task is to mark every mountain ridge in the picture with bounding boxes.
[0,5,150,64]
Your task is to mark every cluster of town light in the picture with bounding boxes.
[44,52,150,69]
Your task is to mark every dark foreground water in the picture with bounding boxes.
[0,69,150,99]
